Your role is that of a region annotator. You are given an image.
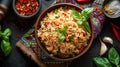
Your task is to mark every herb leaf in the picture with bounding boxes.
[2,28,12,37]
[82,21,91,33]
[71,8,93,33]
[93,57,113,67]
[23,33,30,38]
[108,48,120,65]
[57,49,61,54]
[58,33,65,42]
[56,26,68,43]
[56,26,67,34]
[54,9,58,14]
[77,20,82,27]
[81,7,94,20]
[71,10,81,21]
[1,40,12,56]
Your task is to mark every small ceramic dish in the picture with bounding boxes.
[12,0,41,20]
[35,3,94,61]
[102,0,120,18]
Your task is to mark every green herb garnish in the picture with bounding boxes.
[57,49,61,54]
[108,48,120,66]
[58,33,65,42]
[55,15,60,18]
[56,26,68,43]
[54,9,58,14]
[69,35,74,42]
[71,8,93,33]
[0,27,12,56]
[43,22,47,26]
[70,30,74,33]
[93,47,120,67]
[93,57,112,67]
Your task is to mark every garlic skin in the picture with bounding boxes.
[103,37,113,44]
[99,37,108,56]
[100,41,108,56]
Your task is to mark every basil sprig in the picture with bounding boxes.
[56,26,67,42]
[0,26,12,56]
[71,8,93,33]
[108,48,120,67]
[93,47,120,67]
[93,57,112,67]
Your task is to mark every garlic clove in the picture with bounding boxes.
[103,36,113,44]
[100,41,108,56]
[99,37,108,56]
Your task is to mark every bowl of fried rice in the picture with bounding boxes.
[35,3,94,61]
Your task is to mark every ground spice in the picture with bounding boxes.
[15,0,39,16]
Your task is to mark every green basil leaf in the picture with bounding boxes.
[93,57,113,67]
[1,40,12,56]
[77,20,82,27]
[58,34,65,43]
[0,25,1,31]
[117,65,120,67]
[23,33,30,38]
[69,36,74,42]
[56,26,67,34]
[81,7,93,20]
[2,28,12,37]
[71,10,81,21]
[43,22,47,26]
[108,48,120,65]
[0,31,3,37]
[3,36,9,41]
[82,21,91,33]
[57,49,61,54]
[62,26,67,33]
[70,30,74,33]
[53,9,58,14]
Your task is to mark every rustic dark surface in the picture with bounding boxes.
[0,0,120,67]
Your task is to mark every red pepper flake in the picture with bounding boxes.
[79,46,85,53]
[82,32,87,37]
[62,13,66,16]
[46,21,50,25]
[15,0,39,16]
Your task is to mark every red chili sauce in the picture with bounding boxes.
[15,0,39,16]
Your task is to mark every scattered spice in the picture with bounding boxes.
[104,0,120,15]
[15,0,39,16]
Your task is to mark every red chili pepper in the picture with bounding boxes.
[111,22,120,42]
[77,0,92,3]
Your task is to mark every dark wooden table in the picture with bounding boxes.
[0,0,120,67]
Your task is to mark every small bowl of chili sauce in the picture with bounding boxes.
[12,0,41,20]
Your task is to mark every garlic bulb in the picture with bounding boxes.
[99,37,108,56]
[103,36,113,44]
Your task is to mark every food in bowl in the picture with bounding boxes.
[15,0,39,16]
[104,0,120,15]
[36,5,93,58]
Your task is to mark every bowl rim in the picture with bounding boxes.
[102,0,120,18]
[12,0,41,19]
[35,3,94,61]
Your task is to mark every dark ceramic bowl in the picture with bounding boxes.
[102,0,120,18]
[35,3,94,61]
[12,0,41,20]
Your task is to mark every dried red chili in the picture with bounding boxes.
[15,0,39,16]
